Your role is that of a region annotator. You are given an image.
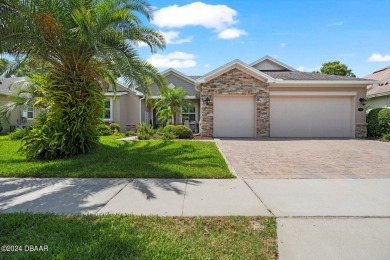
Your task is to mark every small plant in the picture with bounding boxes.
[112,129,120,136]
[136,122,154,140]
[383,133,390,141]
[9,127,29,140]
[164,125,193,139]
[97,124,111,136]
[125,130,137,137]
[110,123,120,132]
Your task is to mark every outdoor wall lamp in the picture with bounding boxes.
[359,97,367,106]
[202,96,210,105]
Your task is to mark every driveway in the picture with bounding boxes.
[216,139,390,179]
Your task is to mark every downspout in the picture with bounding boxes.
[139,96,145,124]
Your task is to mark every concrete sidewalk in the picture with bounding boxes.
[0,178,271,216]
[1,178,390,259]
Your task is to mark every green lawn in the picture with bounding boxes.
[0,213,277,259]
[0,135,232,178]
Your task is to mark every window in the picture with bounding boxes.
[26,106,34,119]
[103,98,112,121]
[183,104,196,122]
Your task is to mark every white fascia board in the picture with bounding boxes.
[104,92,128,96]
[196,59,275,83]
[270,91,357,96]
[249,55,297,71]
[269,80,378,85]
[161,68,195,83]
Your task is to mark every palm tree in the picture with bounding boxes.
[154,87,192,125]
[0,0,166,159]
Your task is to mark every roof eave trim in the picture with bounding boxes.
[160,68,196,83]
[367,91,390,98]
[196,59,275,83]
[249,55,297,72]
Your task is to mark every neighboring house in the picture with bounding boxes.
[1,56,378,138]
[0,77,38,133]
[364,66,390,109]
[0,78,144,133]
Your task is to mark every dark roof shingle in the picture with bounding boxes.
[263,71,371,81]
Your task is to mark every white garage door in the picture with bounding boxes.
[214,95,256,137]
[270,96,353,137]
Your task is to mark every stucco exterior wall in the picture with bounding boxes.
[0,95,37,133]
[368,95,390,109]
[200,68,269,137]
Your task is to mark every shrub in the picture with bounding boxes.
[367,108,390,137]
[383,133,390,141]
[163,125,193,139]
[136,122,154,140]
[125,130,137,137]
[21,76,103,160]
[9,127,29,140]
[154,127,177,140]
[97,124,111,136]
[110,123,120,132]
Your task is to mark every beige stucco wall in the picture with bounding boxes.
[0,95,37,133]
[108,93,142,132]
[368,96,390,109]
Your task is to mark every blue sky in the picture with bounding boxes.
[138,0,390,77]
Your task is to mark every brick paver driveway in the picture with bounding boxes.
[217,139,390,179]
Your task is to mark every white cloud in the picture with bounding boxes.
[217,28,247,39]
[160,31,192,44]
[368,53,390,62]
[152,2,246,39]
[327,21,344,26]
[152,2,237,30]
[147,51,196,68]
[297,66,320,72]
[280,43,286,48]
[203,64,210,68]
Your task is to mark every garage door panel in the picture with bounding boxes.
[270,96,353,138]
[214,96,255,138]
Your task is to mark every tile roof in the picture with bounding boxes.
[365,66,390,97]
[263,71,372,81]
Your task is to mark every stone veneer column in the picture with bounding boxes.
[355,124,367,138]
[200,68,269,137]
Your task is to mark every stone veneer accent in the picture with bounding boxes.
[355,124,367,139]
[200,68,269,137]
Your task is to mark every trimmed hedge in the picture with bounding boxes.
[164,125,193,139]
[367,108,390,137]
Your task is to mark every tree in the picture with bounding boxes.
[317,61,356,77]
[0,0,166,159]
[0,58,10,74]
[154,87,192,125]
